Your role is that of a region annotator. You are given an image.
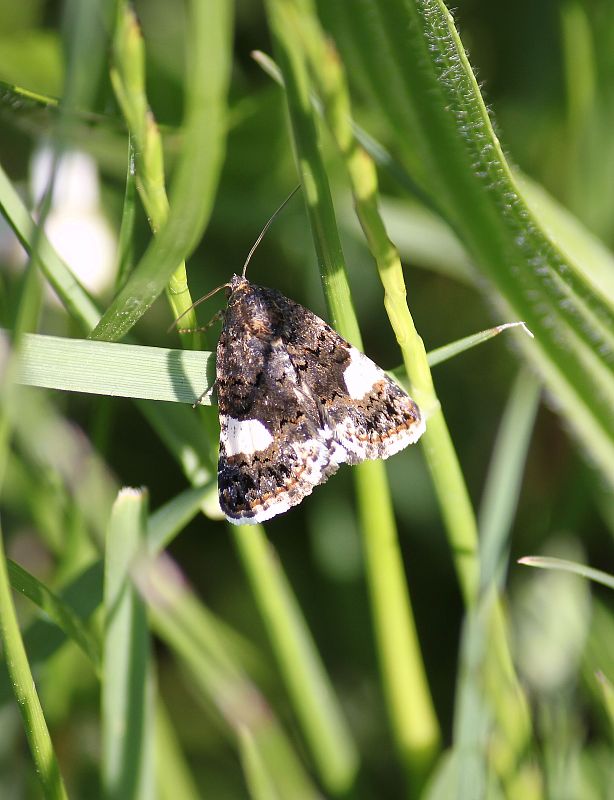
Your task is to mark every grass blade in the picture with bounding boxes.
[478,370,541,589]
[102,488,154,800]
[518,556,614,591]
[14,323,537,403]
[7,559,101,669]
[427,322,533,368]
[114,133,137,291]
[134,553,322,800]
[147,483,217,553]
[0,519,68,799]
[325,0,614,488]
[0,562,103,707]
[0,161,99,332]
[91,0,233,342]
[264,0,439,787]
[13,331,215,405]
[155,700,201,800]
[238,726,280,800]
[595,672,614,737]
[109,3,197,337]
[233,525,359,794]
[452,369,540,796]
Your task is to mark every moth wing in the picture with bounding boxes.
[280,298,425,464]
[217,338,339,525]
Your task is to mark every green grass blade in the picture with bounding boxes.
[147,483,217,553]
[155,700,201,800]
[102,488,154,800]
[7,559,101,669]
[110,3,197,336]
[561,2,596,148]
[517,556,614,591]
[0,161,99,332]
[238,727,280,800]
[91,0,232,342]
[13,322,534,402]
[233,525,359,795]
[5,479,216,683]
[478,370,541,589]
[114,133,137,290]
[13,331,215,405]
[137,399,215,487]
[595,672,614,738]
[0,516,68,800]
[427,323,533,368]
[0,561,103,707]
[452,596,499,799]
[264,3,361,345]
[0,520,68,799]
[326,0,614,488]
[265,0,439,787]
[13,323,533,402]
[8,388,119,547]
[452,370,540,796]
[134,553,322,800]
[353,460,440,779]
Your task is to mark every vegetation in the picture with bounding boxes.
[0,0,612,797]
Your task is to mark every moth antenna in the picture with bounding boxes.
[169,186,301,334]
[241,185,301,278]
[167,283,230,333]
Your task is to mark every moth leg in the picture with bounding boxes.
[177,308,224,335]
[193,379,217,408]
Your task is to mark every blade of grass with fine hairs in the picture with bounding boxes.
[322,0,614,490]
[294,5,480,608]
[265,0,440,788]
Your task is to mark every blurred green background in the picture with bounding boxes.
[0,0,613,797]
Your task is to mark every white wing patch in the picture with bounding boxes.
[221,416,274,457]
[343,347,384,400]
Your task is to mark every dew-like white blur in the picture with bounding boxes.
[29,145,117,301]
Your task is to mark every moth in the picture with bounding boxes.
[214,275,425,524]
[182,191,425,525]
